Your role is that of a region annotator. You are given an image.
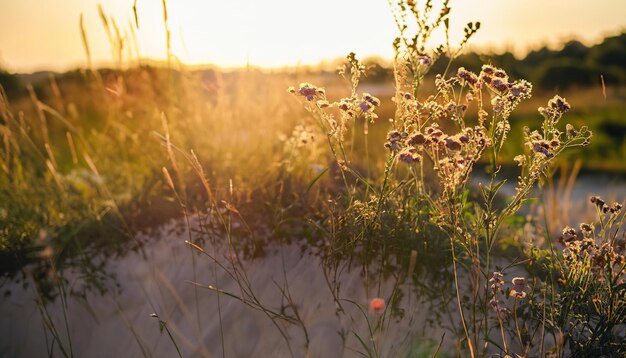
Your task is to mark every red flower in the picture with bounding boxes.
[369,297,385,313]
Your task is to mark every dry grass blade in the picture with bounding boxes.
[79,13,92,68]
[132,0,139,28]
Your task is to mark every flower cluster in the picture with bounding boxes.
[384,130,408,152]
[358,93,381,113]
[539,95,571,122]
[290,82,326,102]
[458,65,532,98]
[411,124,490,196]
[513,96,592,196]
[289,55,382,144]
[488,272,528,315]
[590,195,623,214]
[453,66,533,130]
[489,271,508,314]
[559,197,626,270]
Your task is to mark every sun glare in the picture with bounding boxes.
[0,0,625,71]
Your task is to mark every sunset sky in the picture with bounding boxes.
[1,0,625,72]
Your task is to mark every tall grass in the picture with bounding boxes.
[1,0,625,357]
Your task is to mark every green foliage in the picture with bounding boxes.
[0,69,23,98]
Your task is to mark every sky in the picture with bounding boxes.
[1,0,625,72]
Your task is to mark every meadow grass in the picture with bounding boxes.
[1,0,625,357]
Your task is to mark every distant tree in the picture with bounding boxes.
[558,40,589,60]
[523,46,557,67]
[0,69,22,98]
[536,59,596,89]
[590,42,626,68]
[489,51,527,79]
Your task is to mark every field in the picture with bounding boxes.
[1,1,625,357]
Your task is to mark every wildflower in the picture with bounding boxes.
[445,137,462,151]
[418,54,432,66]
[490,78,508,92]
[363,93,380,106]
[408,132,426,146]
[490,298,509,314]
[489,272,509,314]
[457,67,479,86]
[559,226,578,244]
[494,69,507,79]
[481,64,495,76]
[398,147,421,164]
[548,95,570,113]
[369,297,385,313]
[510,277,527,299]
[489,271,504,289]
[509,80,532,98]
[359,93,380,113]
[532,141,552,158]
[513,155,525,167]
[549,138,560,149]
[611,202,623,213]
[580,223,593,234]
[426,124,444,140]
[298,83,317,101]
[590,196,605,207]
[384,130,406,152]
[337,99,352,112]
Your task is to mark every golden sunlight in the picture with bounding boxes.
[0,0,625,71]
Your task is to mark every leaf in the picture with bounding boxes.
[306,167,328,193]
[521,197,539,205]
[479,183,489,203]
[490,179,507,201]
[460,189,469,207]
[504,214,525,225]
[352,331,373,357]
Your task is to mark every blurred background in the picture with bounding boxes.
[1,0,625,170]
[1,1,626,356]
